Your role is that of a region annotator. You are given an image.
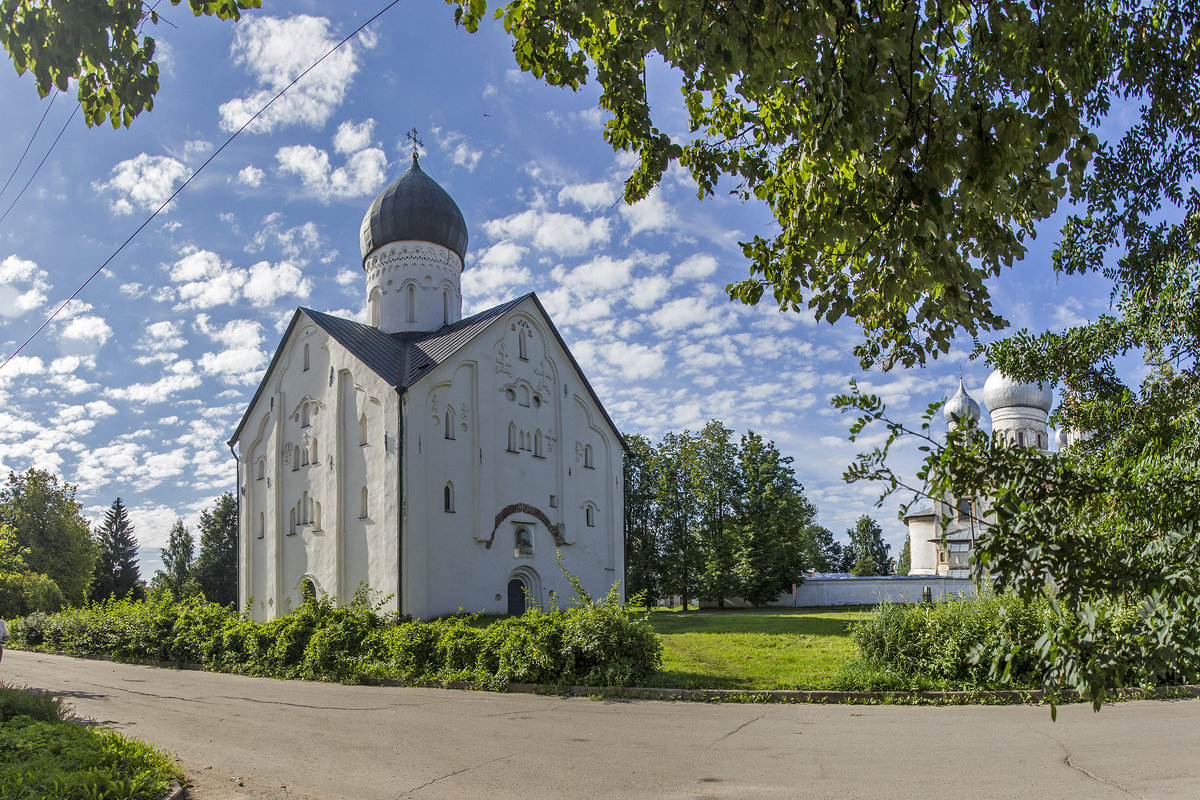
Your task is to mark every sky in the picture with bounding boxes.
[0,1,1126,579]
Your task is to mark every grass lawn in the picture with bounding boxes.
[645,607,874,690]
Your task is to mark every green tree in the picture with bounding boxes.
[691,421,739,607]
[895,537,911,576]
[623,433,660,603]
[732,431,816,605]
[850,549,878,578]
[154,518,197,598]
[0,469,95,605]
[90,497,141,601]
[451,0,1196,369]
[846,515,891,577]
[1,0,261,128]
[652,431,700,609]
[192,492,238,606]
[0,522,63,618]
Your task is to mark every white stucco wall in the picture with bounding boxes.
[402,299,623,619]
[790,577,977,606]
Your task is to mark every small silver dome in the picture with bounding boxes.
[944,380,981,426]
[982,370,1053,413]
[359,157,468,264]
[1056,428,1070,449]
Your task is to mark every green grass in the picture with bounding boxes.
[0,683,181,800]
[644,607,875,690]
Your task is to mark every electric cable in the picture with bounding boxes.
[0,0,403,373]
[0,91,57,201]
[0,103,79,228]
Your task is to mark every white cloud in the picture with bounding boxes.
[333,118,375,155]
[0,255,50,317]
[96,154,191,214]
[218,15,373,133]
[171,250,246,309]
[673,253,719,281]
[628,275,672,310]
[557,181,618,211]
[58,314,113,346]
[237,165,265,187]
[619,187,673,234]
[243,261,313,306]
[196,318,267,385]
[105,362,202,404]
[435,128,482,172]
[607,342,665,380]
[481,210,609,255]
[135,321,187,364]
[276,143,388,201]
[335,268,358,287]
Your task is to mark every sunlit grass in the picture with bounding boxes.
[644,607,874,690]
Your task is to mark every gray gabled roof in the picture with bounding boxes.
[229,293,627,452]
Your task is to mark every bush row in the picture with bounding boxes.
[8,584,662,688]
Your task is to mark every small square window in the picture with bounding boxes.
[549,495,557,508]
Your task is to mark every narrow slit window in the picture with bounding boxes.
[507,422,518,453]
[289,508,296,535]
[534,430,544,458]
[444,482,454,513]
[407,285,416,323]
[303,342,310,371]
[257,512,265,539]
[586,505,595,527]
[444,407,456,440]
[359,413,368,446]
[359,487,369,519]
[584,444,594,469]
[443,289,450,325]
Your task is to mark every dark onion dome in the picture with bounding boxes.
[943,379,981,426]
[359,157,468,264]
[982,369,1053,413]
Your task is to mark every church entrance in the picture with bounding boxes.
[507,578,526,616]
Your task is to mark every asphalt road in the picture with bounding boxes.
[5,650,1199,799]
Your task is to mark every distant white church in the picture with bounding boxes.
[229,156,625,621]
[905,371,1075,576]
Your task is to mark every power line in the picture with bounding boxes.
[0,91,57,200]
[0,0,403,373]
[0,102,79,229]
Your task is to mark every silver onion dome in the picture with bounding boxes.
[982,370,1053,414]
[359,157,468,264]
[944,380,981,426]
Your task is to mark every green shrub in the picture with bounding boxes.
[849,592,1053,689]
[6,574,664,689]
[0,570,63,619]
[0,682,70,724]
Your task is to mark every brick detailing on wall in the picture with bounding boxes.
[484,502,565,549]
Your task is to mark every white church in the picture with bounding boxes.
[904,371,1074,576]
[229,156,626,622]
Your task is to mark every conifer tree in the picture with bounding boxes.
[91,497,140,601]
[845,515,891,577]
[156,518,196,598]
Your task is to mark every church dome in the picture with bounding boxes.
[359,157,468,263]
[944,380,981,426]
[1056,427,1070,449]
[982,369,1053,414]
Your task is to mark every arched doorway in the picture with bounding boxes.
[300,577,317,603]
[507,577,526,616]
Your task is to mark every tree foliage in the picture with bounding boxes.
[623,422,821,606]
[451,0,1196,369]
[0,0,261,128]
[192,492,238,606]
[846,514,891,576]
[0,522,63,618]
[0,469,94,605]
[153,517,198,598]
[90,497,141,602]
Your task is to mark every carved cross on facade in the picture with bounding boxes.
[406,127,424,161]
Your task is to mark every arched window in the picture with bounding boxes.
[292,443,300,470]
[359,413,368,446]
[1038,432,1045,449]
[443,289,451,325]
[444,482,454,513]
[289,508,296,535]
[586,505,596,527]
[301,578,317,603]
[407,284,416,323]
[301,403,311,427]
[256,458,264,480]
[257,512,264,539]
[301,491,309,524]
[518,327,529,360]
[301,444,309,466]
[1016,431,1025,447]
[518,385,531,407]
[303,342,310,371]
[584,444,594,469]
[507,422,518,453]
[534,430,544,458]
[312,499,320,530]
[444,407,455,440]
[359,487,369,519]
[368,289,381,327]
[310,437,318,463]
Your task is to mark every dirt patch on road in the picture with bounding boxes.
[179,760,349,800]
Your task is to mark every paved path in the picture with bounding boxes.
[5,650,1199,799]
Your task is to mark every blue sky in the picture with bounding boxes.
[0,1,1123,577]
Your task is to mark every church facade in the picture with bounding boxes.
[229,158,625,621]
[905,371,1058,576]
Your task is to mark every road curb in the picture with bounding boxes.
[17,648,1200,705]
